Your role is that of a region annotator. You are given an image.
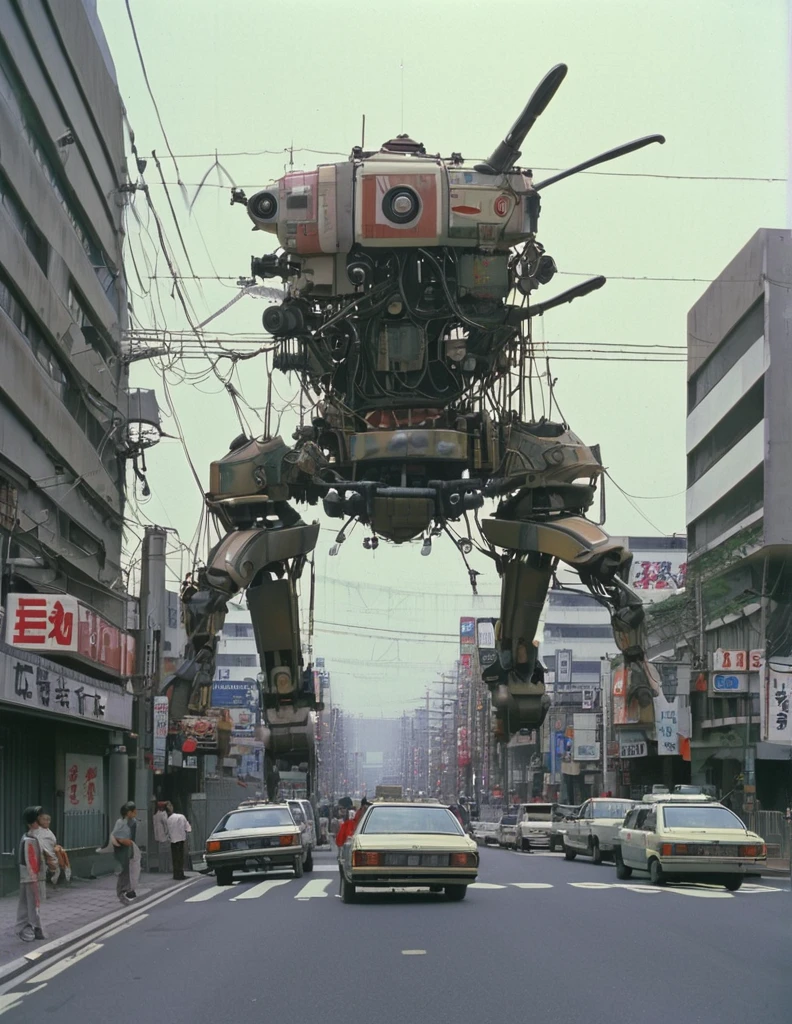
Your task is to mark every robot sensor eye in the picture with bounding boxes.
[381,186,420,225]
[249,191,278,221]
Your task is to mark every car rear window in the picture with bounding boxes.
[592,801,633,819]
[501,815,517,825]
[663,806,745,830]
[361,806,464,835]
[215,808,294,832]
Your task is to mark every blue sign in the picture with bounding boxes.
[211,681,258,707]
[713,674,744,692]
[555,732,565,757]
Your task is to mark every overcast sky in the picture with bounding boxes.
[98,0,788,716]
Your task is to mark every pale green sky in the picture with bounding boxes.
[99,0,788,714]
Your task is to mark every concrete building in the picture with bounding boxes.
[682,228,792,811]
[0,2,147,891]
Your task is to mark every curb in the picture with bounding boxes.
[0,876,198,986]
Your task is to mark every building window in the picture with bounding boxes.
[0,268,110,451]
[687,380,764,487]
[688,466,764,554]
[224,623,254,638]
[0,171,49,274]
[688,301,763,412]
[0,475,17,530]
[0,44,120,314]
[216,654,258,667]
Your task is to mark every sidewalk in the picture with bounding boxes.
[0,870,193,972]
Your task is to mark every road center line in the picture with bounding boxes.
[231,879,291,900]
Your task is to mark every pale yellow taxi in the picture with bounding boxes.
[613,795,766,890]
[338,801,479,902]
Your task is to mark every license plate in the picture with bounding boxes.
[407,855,420,866]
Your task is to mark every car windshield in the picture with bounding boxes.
[592,801,633,819]
[361,806,464,835]
[663,806,745,830]
[215,808,294,832]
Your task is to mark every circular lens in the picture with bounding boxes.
[250,191,278,221]
[382,186,420,224]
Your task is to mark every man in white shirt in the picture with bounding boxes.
[165,802,191,880]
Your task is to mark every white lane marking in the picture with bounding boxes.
[468,882,507,889]
[511,883,554,889]
[295,879,332,900]
[26,942,103,983]
[313,865,340,871]
[660,886,733,899]
[0,985,46,1017]
[568,882,614,889]
[95,914,149,940]
[231,878,291,901]
[402,950,426,956]
[739,883,784,893]
[186,883,240,902]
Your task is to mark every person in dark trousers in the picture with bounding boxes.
[16,806,46,942]
[165,802,192,880]
[111,801,138,904]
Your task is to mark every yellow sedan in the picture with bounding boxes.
[338,802,479,902]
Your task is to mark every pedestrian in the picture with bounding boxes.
[16,806,46,942]
[152,801,172,874]
[165,802,192,880]
[111,801,138,904]
[36,811,71,886]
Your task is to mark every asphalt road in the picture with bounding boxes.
[1,845,789,1024]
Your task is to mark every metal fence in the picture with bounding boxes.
[745,810,790,863]
[62,810,106,849]
[188,779,249,863]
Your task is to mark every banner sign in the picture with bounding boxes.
[1,647,132,729]
[459,618,475,644]
[654,692,679,756]
[64,752,103,811]
[476,619,496,648]
[763,668,792,743]
[619,731,648,758]
[153,696,169,772]
[6,594,135,677]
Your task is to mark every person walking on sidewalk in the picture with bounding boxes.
[16,806,46,942]
[165,802,192,880]
[111,802,138,904]
[152,801,172,874]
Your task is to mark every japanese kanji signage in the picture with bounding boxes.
[654,691,679,756]
[0,649,132,729]
[64,753,103,811]
[712,649,748,672]
[153,696,169,773]
[5,594,135,677]
[7,595,78,651]
[763,668,792,744]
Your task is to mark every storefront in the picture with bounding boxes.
[0,641,132,894]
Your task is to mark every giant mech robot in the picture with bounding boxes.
[166,65,663,798]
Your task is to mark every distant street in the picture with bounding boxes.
[2,849,789,1023]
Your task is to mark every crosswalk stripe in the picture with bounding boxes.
[186,883,239,902]
[511,883,553,889]
[295,879,333,900]
[468,882,507,889]
[313,865,339,871]
[231,879,291,901]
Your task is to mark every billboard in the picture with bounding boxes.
[459,617,476,644]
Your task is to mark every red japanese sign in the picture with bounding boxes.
[712,649,747,672]
[64,754,103,811]
[7,595,78,651]
[7,594,134,677]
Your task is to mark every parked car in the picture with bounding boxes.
[612,796,766,890]
[471,821,500,846]
[496,814,518,848]
[561,798,635,863]
[205,802,312,885]
[515,803,556,851]
[288,798,318,863]
[338,801,479,903]
[547,804,580,851]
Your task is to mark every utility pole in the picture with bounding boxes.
[135,525,167,869]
